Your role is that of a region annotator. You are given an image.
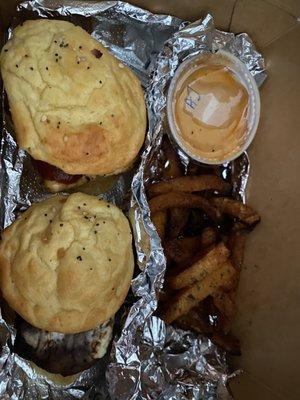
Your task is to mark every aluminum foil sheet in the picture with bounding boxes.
[108,11,265,400]
[0,1,266,399]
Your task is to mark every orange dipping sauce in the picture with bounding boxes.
[171,59,250,163]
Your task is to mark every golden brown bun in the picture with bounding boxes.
[0,193,134,334]
[0,20,146,175]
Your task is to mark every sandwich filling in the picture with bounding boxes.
[32,159,83,184]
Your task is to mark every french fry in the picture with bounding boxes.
[168,208,189,238]
[164,236,202,265]
[211,197,260,226]
[160,140,185,238]
[149,141,260,351]
[187,164,222,177]
[175,302,213,334]
[167,244,216,278]
[164,239,188,264]
[151,211,167,240]
[160,261,236,324]
[227,230,247,272]
[232,221,248,231]
[164,227,217,264]
[168,242,230,290]
[213,290,235,315]
[158,287,174,303]
[149,192,221,221]
[213,291,236,333]
[148,175,231,197]
[212,229,245,333]
[200,226,218,248]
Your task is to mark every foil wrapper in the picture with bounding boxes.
[108,11,266,400]
[0,1,266,399]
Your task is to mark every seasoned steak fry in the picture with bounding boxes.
[160,261,236,324]
[164,227,218,264]
[169,208,189,238]
[151,211,167,240]
[148,175,231,197]
[149,192,221,221]
[213,291,236,333]
[228,229,247,272]
[168,242,230,290]
[211,197,260,226]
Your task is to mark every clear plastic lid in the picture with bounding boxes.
[167,50,261,165]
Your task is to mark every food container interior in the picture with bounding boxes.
[0,1,299,400]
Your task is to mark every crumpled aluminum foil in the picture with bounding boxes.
[0,1,266,399]
[108,11,266,400]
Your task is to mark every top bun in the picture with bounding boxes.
[0,193,134,334]
[0,20,146,175]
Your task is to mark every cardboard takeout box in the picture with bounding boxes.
[0,0,299,399]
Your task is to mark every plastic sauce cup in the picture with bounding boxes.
[167,50,260,165]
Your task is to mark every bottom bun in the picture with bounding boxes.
[27,361,80,386]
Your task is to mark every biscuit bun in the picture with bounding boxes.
[0,193,134,334]
[0,20,146,176]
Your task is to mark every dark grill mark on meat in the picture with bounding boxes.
[91,49,103,59]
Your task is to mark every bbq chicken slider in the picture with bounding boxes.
[0,20,146,192]
[0,193,134,375]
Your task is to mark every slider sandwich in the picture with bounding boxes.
[0,193,134,375]
[0,20,146,192]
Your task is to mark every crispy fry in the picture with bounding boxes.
[213,291,235,317]
[164,239,189,264]
[211,197,260,226]
[151,152,260,348]
[186,164,203,175]
[149,192,221,221]
[200,226,218,248]
[168,244,216,278]
[213,291,236,333]
[160,261,236,324]
[169,208,189,238]
[168,242,230,290]
[151,211,167,240]
[227,230,247,271]
[164,227,217,264]
[164,227,218,265]
[175,302,213,334]
[148,175,231,197]
[160,140,187,237]
[232,221,248,231]
[187,164,223,177]
[158,287,174,303]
